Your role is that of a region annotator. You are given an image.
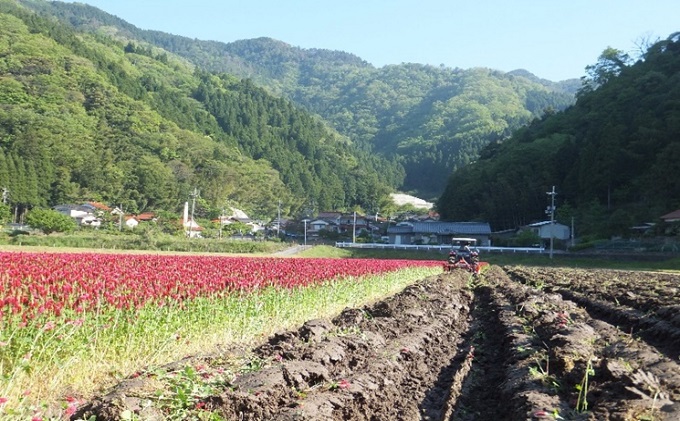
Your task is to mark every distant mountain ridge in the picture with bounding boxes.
[506,68,582,94]
[20,0,579,199]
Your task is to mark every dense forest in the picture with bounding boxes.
[0,0,403,220]
[8,0,672,240]
[438,34,680,238]
[18,0,578,199]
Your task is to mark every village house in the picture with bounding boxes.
[308,219,333,233]
[53,203,106,227]
[125,216,139,229]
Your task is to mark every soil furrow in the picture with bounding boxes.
[504,266,680,360]
[499,265,680,420]
[73,265,680,421]
[444,285,509,421]
[503,266,680,328]
[554,287,680,360]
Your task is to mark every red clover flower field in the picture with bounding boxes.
[0,251,441,321]
[0,250,442,418]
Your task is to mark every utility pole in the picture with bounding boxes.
[277,200,281,238]
[546,186,557,259]
[189,188,199,238]
[302,218,309,246]
[352,211,357,244]
[119,203,123,231]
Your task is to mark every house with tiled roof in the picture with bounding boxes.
[387,221,491,245]
[134,212,156,222]
[316,212,342,221]
[660,209,680,223]
[86,201,112,212]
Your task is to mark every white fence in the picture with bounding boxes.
[335,242,546,253]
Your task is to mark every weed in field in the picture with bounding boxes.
[327,379,351,391]
[529,355,561,394]
[150,364,230,420]
[466,274,486,289]
[514,345,533,357]
[240,356,267,374]
[533,409,565,420]
[575,357,595,412]
[327,326,363,338]
[292,387,308,400]
[522,324,537,336]
[531,279,546,290]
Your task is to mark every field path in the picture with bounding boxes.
[271,245,312,256]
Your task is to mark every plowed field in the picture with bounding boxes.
[75,266,680,420]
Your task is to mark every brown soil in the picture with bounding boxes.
[74,266,680,420]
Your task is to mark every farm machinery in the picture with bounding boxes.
[444,238,488,276]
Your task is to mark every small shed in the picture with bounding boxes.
[524,221,570,240]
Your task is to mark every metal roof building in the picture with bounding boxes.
[387,221,491,246]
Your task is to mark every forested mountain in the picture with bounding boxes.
[19,0,578,199]
[0,0,402,220]
[438,34,680,238]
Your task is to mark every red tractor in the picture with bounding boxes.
[444,238,487,276]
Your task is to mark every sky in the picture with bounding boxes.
[62,0,679,81]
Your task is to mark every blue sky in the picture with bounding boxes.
[63,0,679,81]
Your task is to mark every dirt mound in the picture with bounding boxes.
[74,267,680,420]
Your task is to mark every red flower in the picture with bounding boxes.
[0,252,442,321]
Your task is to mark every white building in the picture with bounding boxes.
[525,221,571,240]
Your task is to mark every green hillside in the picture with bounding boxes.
[438,34,680,238]
[22,0,577,199]
[0,0,402,220]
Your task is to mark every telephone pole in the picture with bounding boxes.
[277,200,281,238]
[119,203,123,231]
[189,188,199,237]
[546,186,557,259]
[302,218,309,246]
